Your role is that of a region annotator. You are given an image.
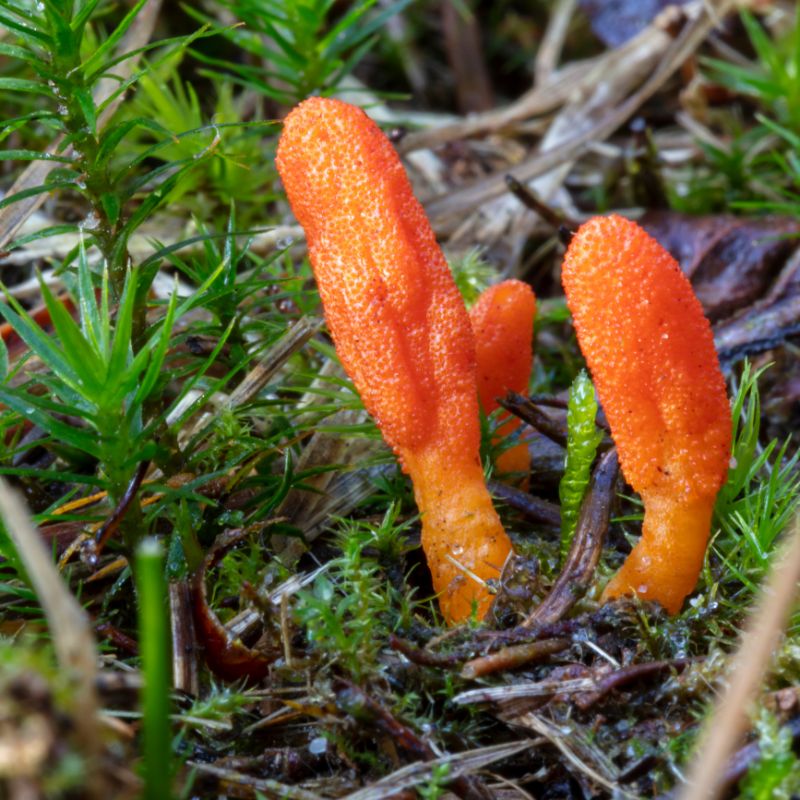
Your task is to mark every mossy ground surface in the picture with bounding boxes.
[0,2,799,798]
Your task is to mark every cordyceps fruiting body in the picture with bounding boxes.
[469,280,536,482]
[276,97,513,623]
[561,214,731,614]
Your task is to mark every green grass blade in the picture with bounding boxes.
[0,390,101,457]
[71,0,102,31]
[135,538,173,800]
[76,240,103,353]
[0,12,51,45]
[130,284,178,411]
[79,0,149,79]
[38,275,104,395]
[0,77,52,96]
[0,291,81,391]
[0,42,47,67]
[0,181,80,212]
[0,150,73,163]
[105,269,138,387]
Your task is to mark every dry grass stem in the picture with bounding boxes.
[424,0,734,229]
[512,713,629,798]
[0,479,103,797]
[342,741,536,800]
[678,512,800,800]
[186,761,325,800]
[535,0,578,85]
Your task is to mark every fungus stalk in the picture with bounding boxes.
[276,98,512,623]
[562,214,731,614]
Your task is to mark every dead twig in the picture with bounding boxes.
[504,175,577,232]
[522,449,619,628]
[424,0,734,228]
[512,713,630,798]
[397,0,684,156]
[487,480,561,529]
[527,395,611,434]
[714,245,800,363]
[534,0,577,86]
[94,621,139,656]
[461,638,571,680]
[335,681,494,800]
[573,658,691,710]
[187,761,324,800]
[342,741,536,800]
[463,605,623,660]
[716,301,800,363]
[500,392,568,448]
[388,634,466,668]
[169,580,200,697]
[86,459,149,557]
[454,656,692,715]
[453,677,598,709]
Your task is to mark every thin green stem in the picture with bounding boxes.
[136,538,173,800]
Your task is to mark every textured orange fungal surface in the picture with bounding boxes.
[561,214,731,614]
[469,280,536,480]
[276,97,512,623]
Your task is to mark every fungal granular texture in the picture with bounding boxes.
[562,214,731,613]
[277,97,513,623]
[469,280,536,482]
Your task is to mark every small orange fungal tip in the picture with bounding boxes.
[469,280,536,481]
[561,214,731,614]
[276,97,513,624]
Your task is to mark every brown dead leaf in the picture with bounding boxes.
[641,210,800,321]
[190,529,278,682]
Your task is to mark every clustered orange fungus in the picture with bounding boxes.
[469,281,536,482]
[562,215,731,613]
[276,97,514,623]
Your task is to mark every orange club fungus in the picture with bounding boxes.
[561,214,732,614]
[469,280,536,483]
[276,97,513,623]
